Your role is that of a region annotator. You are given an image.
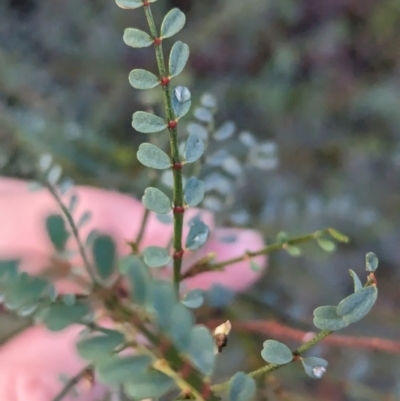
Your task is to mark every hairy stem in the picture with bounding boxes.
[142,3,184,293]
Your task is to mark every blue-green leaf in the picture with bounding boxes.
[185,219,209,250]
[116,0,157,9]
[188,325,215,375]
[169,41,190,77]
[286,245,302,257]
[348,269,363,292]
[97,355,153,385]
[62,294,76,306]
[132,111,167,133]
[172,86,191,118]
[151,281,177,330]
[137,143,171,169]
[77,331,125,361]
[184,132,205,163]
[4,273,49,310]
[143,246,171,268]
[38,153,53,171]
[206,284,234,308]
[181,289,204,308]
[194,107,213,123]
[261,340,293,365]
[0,260,19,282]
[184,177,205,207]
[187,122,208,141]
[229,372,256,401]
[123,28,153,48]
[40,302,91,331]
[124,371,175,399]
[119,255,151,305]
[313,305,348,331]
[161,8,186,39]
[142,187,171,214]
[47,165,62,185]
[337,285,378,324]
[214,121,235,141]
[316,238,336,252]
[170,303,194,351]
[129,69,160,90]
[77,211,91,228]
[301,357,328,379]
[68,194,78,213]
[92,235,116,281]
[365,252,378,272]
[45,214,69,252]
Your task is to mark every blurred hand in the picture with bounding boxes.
[0,177,266,401]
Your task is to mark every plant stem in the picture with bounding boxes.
[211,330,332,393]
[52,365,93,401]
[142,3,184,293]
[44,181,97,283]
[210,228,344,270]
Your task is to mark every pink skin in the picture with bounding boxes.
[0,177,267,401]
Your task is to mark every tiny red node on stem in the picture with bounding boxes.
[168,120,178,129]
[173,250,184,260]
[201,383,211,400]
[153,37,162,46]
[172,163,182,170]
[173,206,185,214]
[179,362,193,379]
[160,77,170,86]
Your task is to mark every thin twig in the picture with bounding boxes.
[52,365,93,401]
[43,181,96,283]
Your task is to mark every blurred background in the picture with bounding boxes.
[1,0,400,399]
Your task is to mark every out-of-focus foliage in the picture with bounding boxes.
[2,0,400,399]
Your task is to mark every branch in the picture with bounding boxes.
[52,365,93,401]
[142,3,184,293]
[232,320,400,354]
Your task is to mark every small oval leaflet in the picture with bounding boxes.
[348,269,363,292]
[38,153,53,171]
[161,8,186,39]
[77,211,92,228]
[187,122,208,141]
[301,357,328,379]
[201,93,217,108]
[68,194,78,213]
[172,86,191,118]
[124,371,175,399]
[169,41,190,77]
[47,165,62,185]
[129,69,160,90]
[181,289,204,308]
[116,0,157,9]
[337,285,378,324]
[365,251,379,272]
[188,325,215,376]
[185,219,210,250]
[184,177,205,207]
[142,187,172,214]
[261,340,293,365]
[194,107,213,123]
[184,132,205,163]
[206,284,234,308]
[77,331,125,361]
[137,143,171,169]
[151,281,177,330]
[132,111,167,134]
[123,28,153,48]
[119,255,151,305]
[316,238,336,252]
[97,355,153,385]
[45,214,69,252]
[143,246,171,268]
[40,302,91,332]
[169,303,194,351]
[229,372,256,401]
[313,305,348,331]
[214,121,236,141]
[92,234,116,281]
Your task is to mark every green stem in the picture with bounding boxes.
[142,3,184,293]
[43,181,97,283]
[210,228,341,270]
[52,365,93,401]
[211,330,332,393]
